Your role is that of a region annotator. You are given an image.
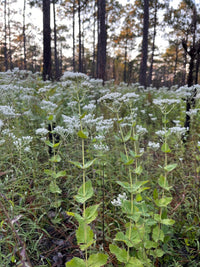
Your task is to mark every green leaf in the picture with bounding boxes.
[53,142,60,148]
[49,154,61,162]
[75,180,94,203]
[164,163,177,172]
[117,180,149,194]
[115,232,134,247]
[152,225,164,242]
[134,165,143,175]
[126,257,143,267]
[109,244,127,263]
[77,130,88,139]
[88,253,108,267]
[83,159,96,169]
[76,223,94,250]
[161,143,171,153]
[55,170,66,178]
[65,257,85,267]
[121,201,141,222]
[149,249,165,258]
[45,140,54,148]
[49,181,62,194]
[153,188,158,200]
[158,175,172,191]
[155,197,172,207]
[115,229,141,247]
[66,211,84,223]
[84,204,100,224]
[160,219,175,225]
[48,114,54,121]
[80,112,87,120]
[69,161,83,169]
[44,169,56,177]
[124,130,132,142]
[120,152,134,165]
[144,240,157,249]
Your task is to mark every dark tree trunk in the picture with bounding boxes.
[195,52,200,84]
[97,0,107,83]
[53,0,59,80]
[8,1,13,70]
[92,0,96,77]
[139,0,149,87]
[123,40,127,83]
[72,0,76,72]
[4,0,8,71]
[148,0,157,86]
[173,43,179,84]
[78,0,82,72]
[43,0,51,81]
[23,0,27,70]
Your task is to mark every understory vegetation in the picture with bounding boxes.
[1,69,200,266]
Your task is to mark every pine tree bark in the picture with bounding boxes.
[23,0,27,70]
[139,0,149,87]
[148,0,157,86]
[97,0,107,83]
[72,0,76,72]
[4,0,8,71]
[53,0,59,80]
[43,0,51,81]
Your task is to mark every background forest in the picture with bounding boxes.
[1,0,200,87]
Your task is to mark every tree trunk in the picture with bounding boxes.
[92,0,96,77]
[78,0,82,72]
[23,0,27,70]
[97,0,107,83]
[139,0,149,87]
[72,0,75,72]
[7,1,13,70]
[148,0,157,86]
[123,40,127,83]
[53,0,59,80]
[4,0,8,71]
[43,0,51,81]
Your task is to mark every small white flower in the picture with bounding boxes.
[41,100,58,112]
[93,143,109,152]
[111,193,127,206]
[153,98,180,107]
[136,125,148,135]
[98,92,122,103]
[36,128,49,135]
[148,141,160,150]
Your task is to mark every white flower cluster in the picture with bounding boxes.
[136,125,148,135]
[40,100,58,113]
[153,98,180,107]
[0,105,19,117]
[148,141,160,150]
[169,126,186,135]
[61,71,89,81]
[96,118,114,133]
[186,108,199,116]
[111,192,127,206]
[13,136,33,151]
[98,92,122,103]
[83,103,96,111]
[118,92,139,103]
[62,114,80,134]
[36,128,49,136]
[93,143,109,152]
